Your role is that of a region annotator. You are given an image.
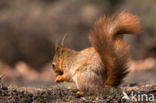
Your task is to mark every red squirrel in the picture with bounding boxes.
[52,12,140,93]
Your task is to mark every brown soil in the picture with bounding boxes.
[0,82,155,103]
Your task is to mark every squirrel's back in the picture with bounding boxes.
[71,47,104,76]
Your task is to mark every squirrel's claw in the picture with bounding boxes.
[55,75,70,83]
[55,75,64,83]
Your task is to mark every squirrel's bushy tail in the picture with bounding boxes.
[89,12,140,87]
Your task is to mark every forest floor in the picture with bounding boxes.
[0,82,156,103]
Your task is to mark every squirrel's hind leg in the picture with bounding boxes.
[73,71,104,93]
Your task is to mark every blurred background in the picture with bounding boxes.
[0,0,155,87]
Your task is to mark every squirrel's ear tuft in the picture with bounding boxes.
[55,44,63,51]
[55,33,68,51]
[60,33,68,46]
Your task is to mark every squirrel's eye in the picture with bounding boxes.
[52,63,56,68]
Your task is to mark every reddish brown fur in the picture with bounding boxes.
[52,12,141,93]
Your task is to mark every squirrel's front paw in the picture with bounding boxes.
[55,75,64,83]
